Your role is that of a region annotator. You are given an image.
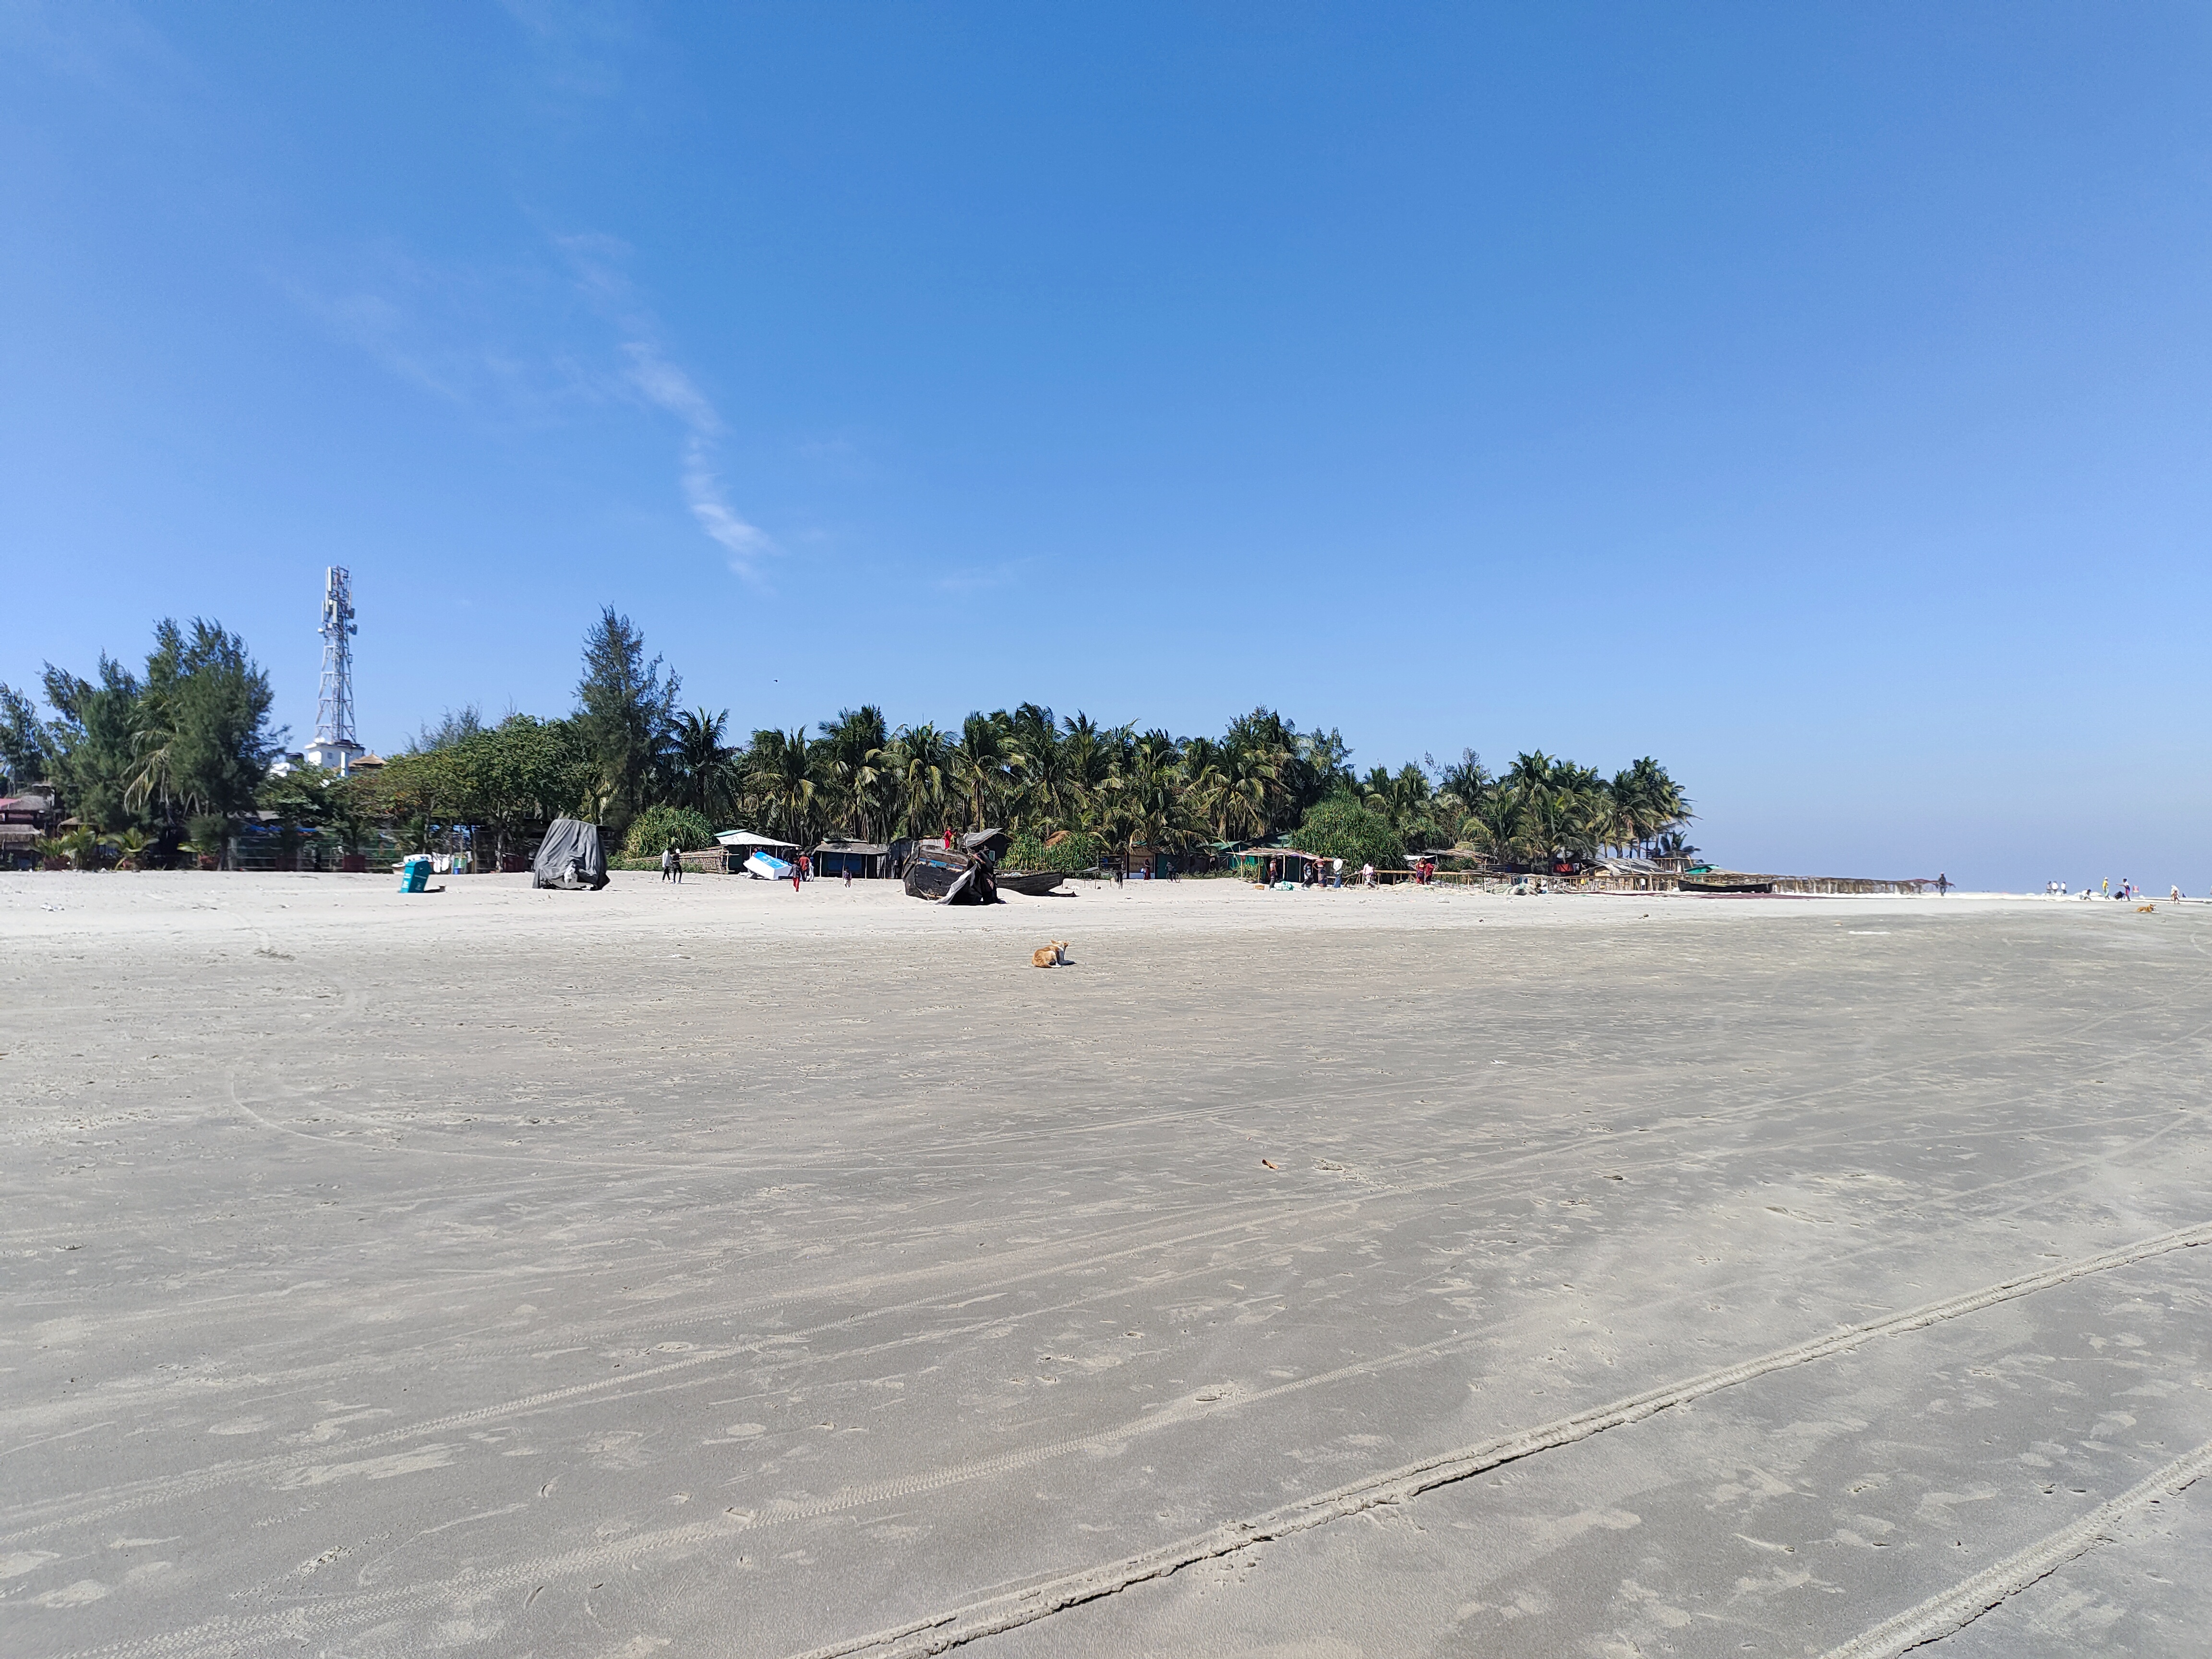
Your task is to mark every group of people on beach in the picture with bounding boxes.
[2044,878,2190,902]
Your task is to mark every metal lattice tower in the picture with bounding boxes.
[315,566,358,751]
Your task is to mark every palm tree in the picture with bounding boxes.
[817,707,890,840]
[1608,757,1689,856]
[1361,762,1433,832]
[746,728,818,846]
[668,708,739,822]
[1180,736,1266,842]
[58,826,104,870]
[1219,715,1297,835]
[1004,704,1074,832]
[123,686,187,824]
[950,711,1021,832]
[1102,731,1192,868]
[1436,749,1491,841]
[886,722,953,840]
[1056,712,1116,829]
[1463,788,1528,863]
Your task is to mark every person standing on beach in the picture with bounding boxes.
[661,845,676,883]
[1936,872,1950,896]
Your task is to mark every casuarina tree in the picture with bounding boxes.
[575,607,680,843]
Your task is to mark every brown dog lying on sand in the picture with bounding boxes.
[1032,941,1070,968]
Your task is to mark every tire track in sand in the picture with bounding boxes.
[781,1217,2212,1659]
[56,1217,2212,1659]
[1815,1435,2212,1659]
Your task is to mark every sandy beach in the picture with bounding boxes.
[2,872,2206,1658]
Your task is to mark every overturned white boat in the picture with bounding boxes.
[716,829,801,879]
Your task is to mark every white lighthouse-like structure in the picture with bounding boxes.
[303,566,364,775]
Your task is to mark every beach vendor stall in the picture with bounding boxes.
[1236,847,1332,889]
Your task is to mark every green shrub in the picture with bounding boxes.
[1006,829,1104,873]
[1286,798,1404,870]
[623,804,716,858]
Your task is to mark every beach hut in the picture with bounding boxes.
[1235,847,1333,886]
[812,838,892,880]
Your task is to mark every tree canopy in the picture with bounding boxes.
[4,604,1694,874]
[3,619,278,856]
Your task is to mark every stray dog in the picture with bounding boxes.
[2138,903,2156,914]
[1031,940,1071,968]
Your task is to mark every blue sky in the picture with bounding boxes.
[4,3,2209,890]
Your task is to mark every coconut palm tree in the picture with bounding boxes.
[1004,704,1081,832]
[123,686,187,824]
[1436,749,1491,838]
[668,707,739,822]
[1607,757,1690,856]
[1463,787,1527,863]
[883,723,952,840]
[950,712,1021,832]
[1055,713,1116,828]
[816,707,890,841]
[746,728,818,846]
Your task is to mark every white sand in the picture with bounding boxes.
[2,872,2207,1657]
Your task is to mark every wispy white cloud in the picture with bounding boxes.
[623,340,776,578]
[276,241,597,419]
[560,235,779,581]
[285,228,779,580]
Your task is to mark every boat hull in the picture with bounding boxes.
[903,845,998,904]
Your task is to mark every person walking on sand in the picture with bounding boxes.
[661,844,677,883]
[1936,872,1950,896]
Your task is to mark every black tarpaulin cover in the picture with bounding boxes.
[532,818,610,890]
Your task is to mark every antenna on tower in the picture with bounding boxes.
[305,566,363,775]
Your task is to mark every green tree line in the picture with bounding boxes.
[4,605,1692,872]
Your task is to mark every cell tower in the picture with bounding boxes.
[305,566,363,774]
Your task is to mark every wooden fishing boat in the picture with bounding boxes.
[994,869,1069,896]
[902,829,1011,904]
